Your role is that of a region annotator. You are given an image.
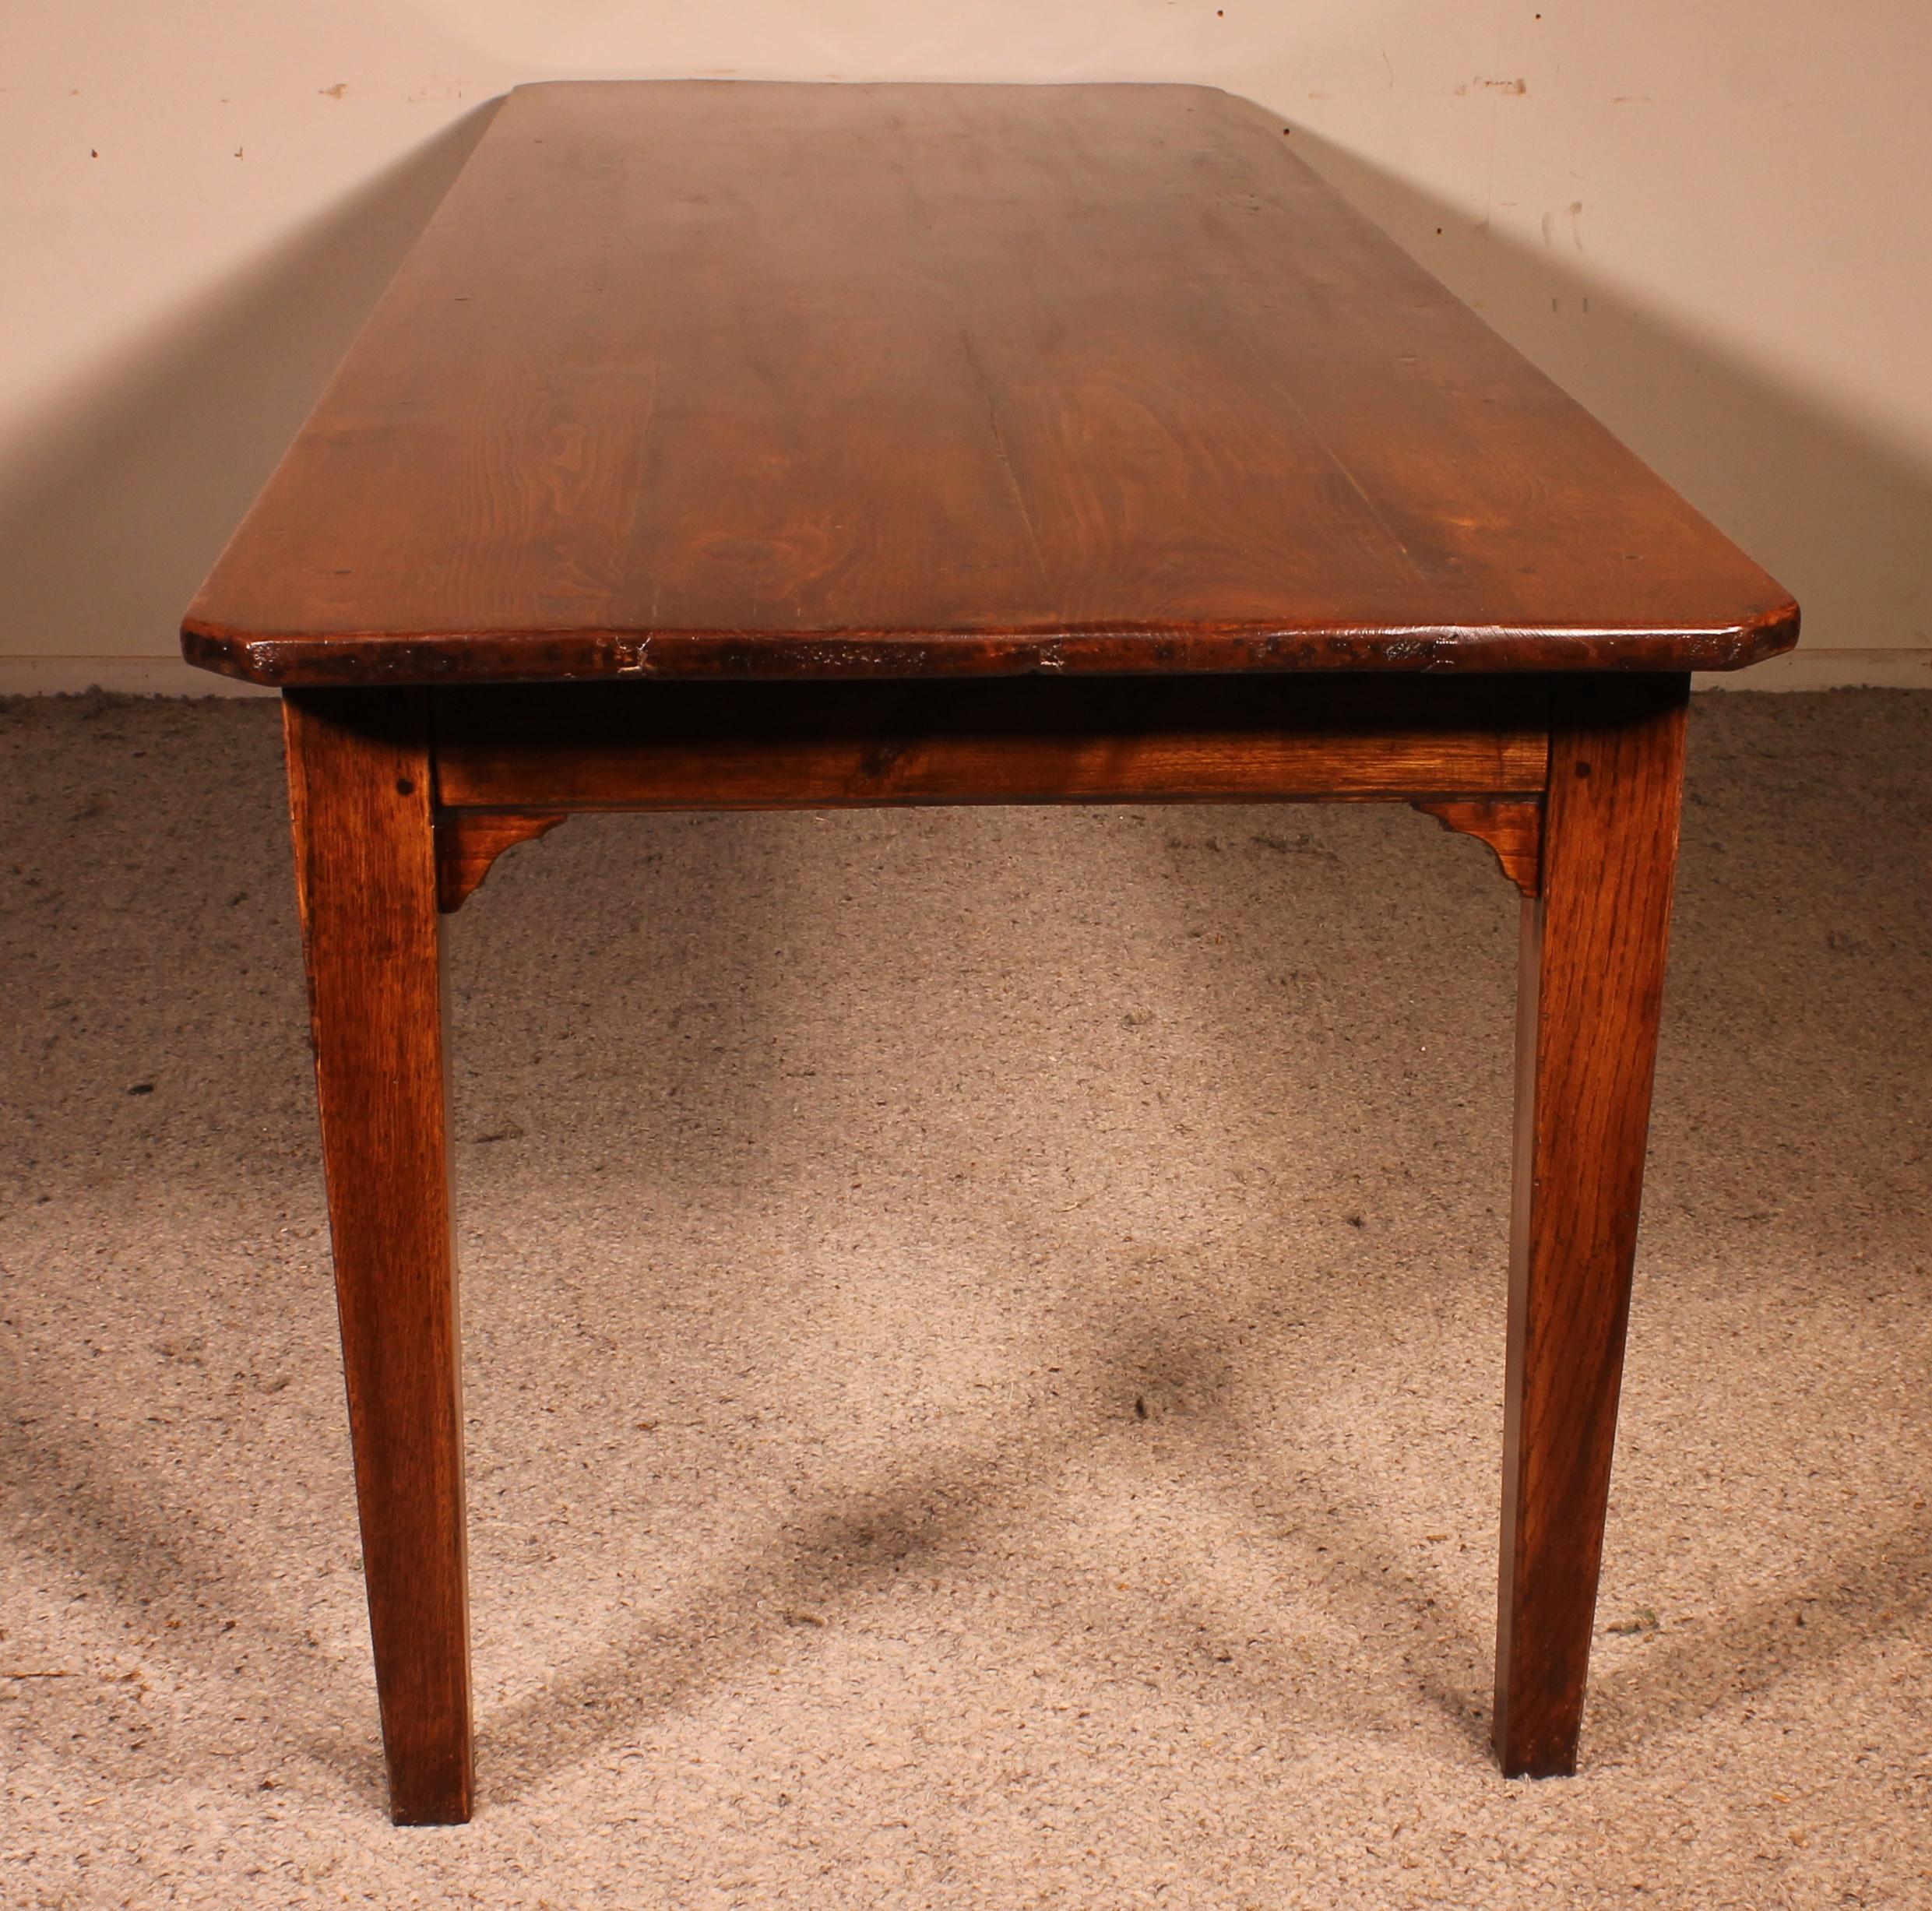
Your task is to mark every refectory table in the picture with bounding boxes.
[182,79,1797,1824]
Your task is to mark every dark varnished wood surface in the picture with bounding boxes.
[1414,797,1543,899]
[1494,674,1688,1776]
[229,74,1770,1812]
[435,808,568,913]
[184,81,1795,688]
[284,692,473,1824]
[431,676,1550,810]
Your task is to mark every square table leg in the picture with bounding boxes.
[1494,674,1690,1776]
[283,688,473,1825]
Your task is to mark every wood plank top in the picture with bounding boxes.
[182,81,1797,687]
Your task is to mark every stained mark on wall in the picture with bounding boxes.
[1540,202,1585,251]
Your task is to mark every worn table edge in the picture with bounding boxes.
[180,601,1799,688]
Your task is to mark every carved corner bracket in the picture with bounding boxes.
[1412,797,1543,899]
[435,811,568,913]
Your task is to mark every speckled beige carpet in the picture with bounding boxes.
[2,688,1930,1908]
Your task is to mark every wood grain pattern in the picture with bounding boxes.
[284,690,473,1825]
[182,82,1796,687]
[1414,797,1543,898]
[432,677,1550,811]
[435,809,568,913]
[1494,674,1689,1778]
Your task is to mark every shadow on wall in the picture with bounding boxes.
[1290,128,1932,656]
[2,104,1928,663]
[0,103,500,669]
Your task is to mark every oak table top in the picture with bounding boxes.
[182,79,1796,688]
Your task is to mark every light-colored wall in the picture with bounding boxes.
[5,2,1928,692]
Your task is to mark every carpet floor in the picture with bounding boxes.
[2,688,1930,1908]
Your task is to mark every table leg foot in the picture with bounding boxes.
[285,689,473,1825]
[1493,675,1688,1779]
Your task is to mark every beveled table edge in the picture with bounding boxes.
[181,601,1800,688]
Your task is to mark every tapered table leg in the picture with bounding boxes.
[284,688,472,1825]
[1494,674,1690,1778]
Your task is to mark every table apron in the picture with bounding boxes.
[430,677,1552,811]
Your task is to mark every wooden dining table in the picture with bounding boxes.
[181,79,1797,1824]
